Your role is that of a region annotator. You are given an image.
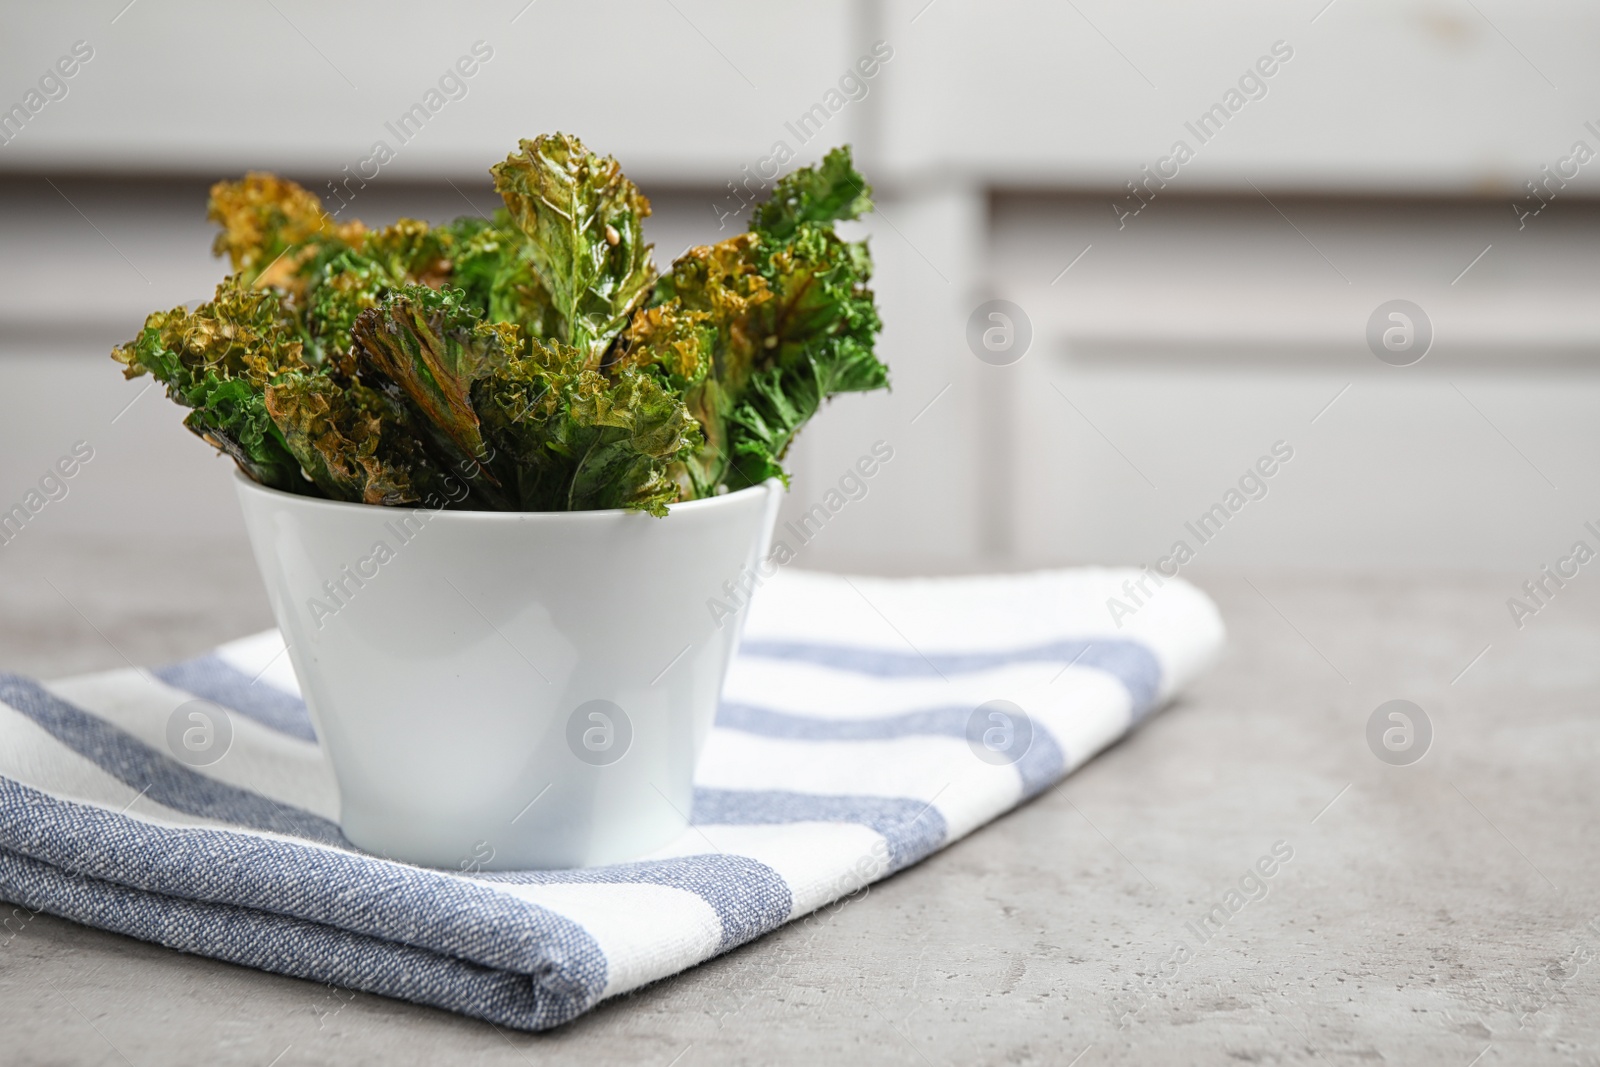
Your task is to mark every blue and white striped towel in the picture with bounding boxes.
[0,567,1222,1030]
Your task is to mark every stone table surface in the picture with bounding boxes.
[1,536,1596,1066]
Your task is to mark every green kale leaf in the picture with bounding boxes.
[476,340,701,516]
[491,133,656,364]
[112,279,306,491]
[207,173,364,293]
[651,147,885,490]
[263,372,431,506]
[349,284,523,480]
[751,145,874,243]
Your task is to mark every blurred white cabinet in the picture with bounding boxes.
[878,0,1600,195]
[0,1,861,180]
[5,1,1598,194]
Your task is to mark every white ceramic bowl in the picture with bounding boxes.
[234,471,782,870]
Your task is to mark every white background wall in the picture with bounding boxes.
[2,0,1597,576]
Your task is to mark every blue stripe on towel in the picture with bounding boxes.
[0,847,588,1031]
[0,776,607,1029]
[714,703,1068,797]
[0,674,343,846]
[1016,732,1068,799]
[480,854,794,952]
[153,655,316,742]
[692,789,949,872]
[738,638,1163,716]
[717,702,976,741]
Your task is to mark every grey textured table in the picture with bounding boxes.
[2,536,1596,1066]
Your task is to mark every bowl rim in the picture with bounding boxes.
[231,467,780,521]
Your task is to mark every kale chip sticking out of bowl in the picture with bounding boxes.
[112,134,888,516]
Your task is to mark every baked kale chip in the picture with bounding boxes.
[114,136,887,514]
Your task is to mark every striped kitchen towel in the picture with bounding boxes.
[0,567,1222,1030]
